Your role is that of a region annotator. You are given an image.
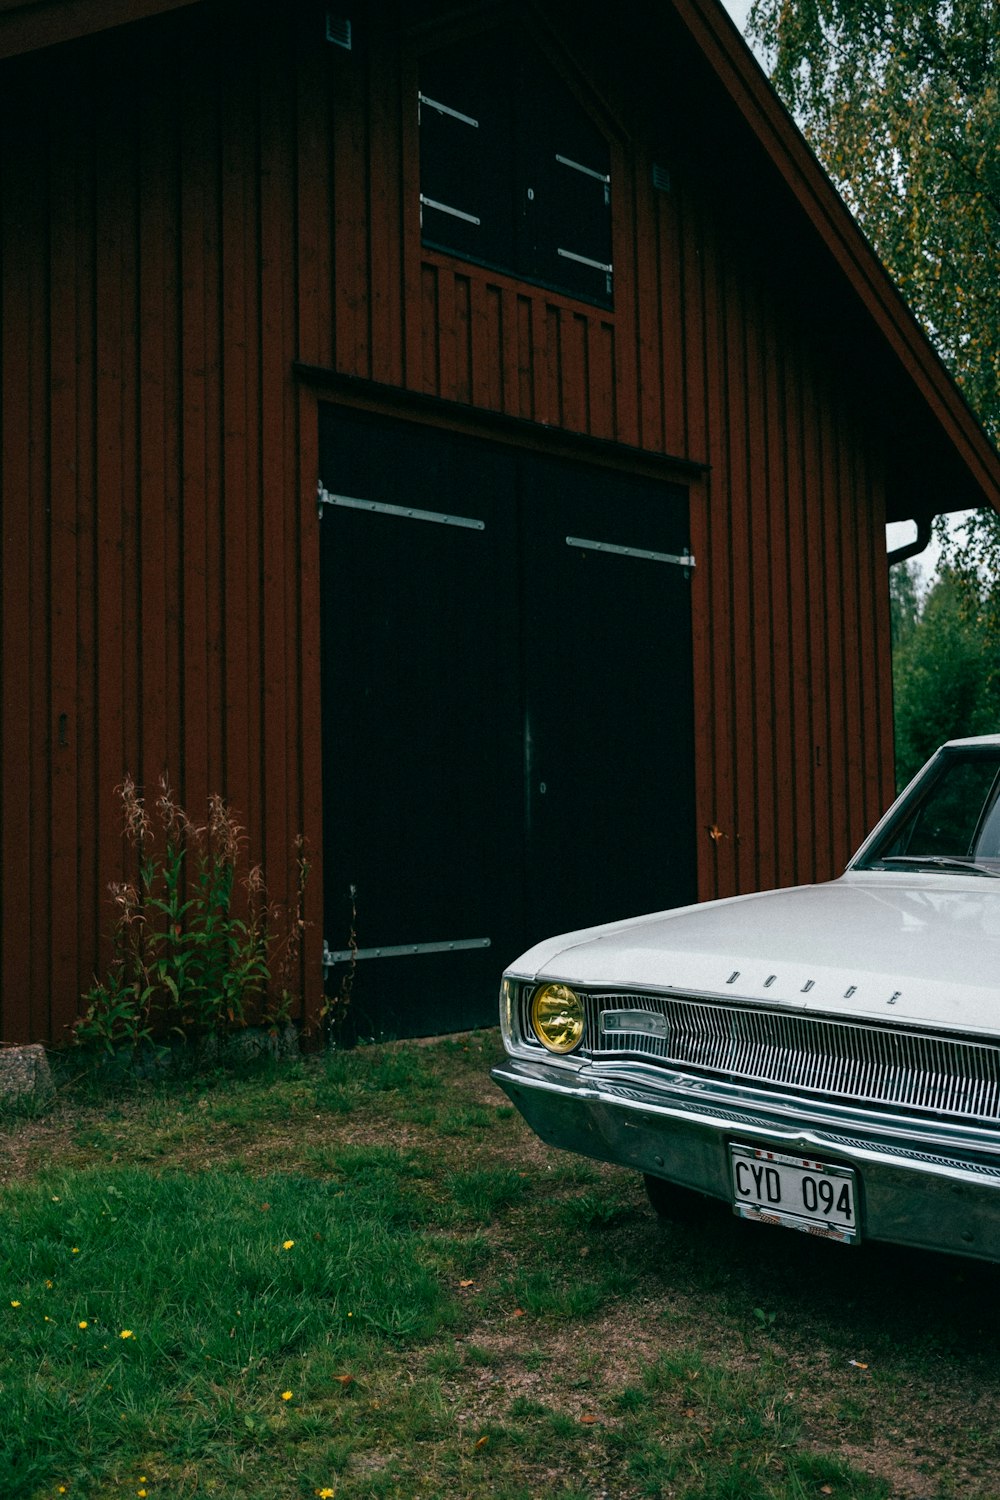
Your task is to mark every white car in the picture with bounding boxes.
[492,736,1000,1261]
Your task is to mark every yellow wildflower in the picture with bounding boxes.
[120,1329,134,1340]
[10,1301,20,1308]
[282,1240,295,1250]
[78,1321,88,1330]
[281,1390,293,1401]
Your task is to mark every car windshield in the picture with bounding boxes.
[856,746,1000,876]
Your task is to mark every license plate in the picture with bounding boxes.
[730,1144,859,1244]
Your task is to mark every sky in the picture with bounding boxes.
[721,0,753,27]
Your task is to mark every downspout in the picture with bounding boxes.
[886,515,933,568]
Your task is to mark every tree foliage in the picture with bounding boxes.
[747,0,999,444]
[888,558,920,650]
[747,1,1000,723]
[891,566,1000,787]
[932,505,1000,647]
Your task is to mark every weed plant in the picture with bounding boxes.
[77,776,306,1059]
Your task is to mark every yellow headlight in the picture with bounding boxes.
[530,983,584,1054]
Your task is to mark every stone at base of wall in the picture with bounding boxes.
[0,1044,54,1099]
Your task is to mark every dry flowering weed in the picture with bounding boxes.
[119,775,153,847]
[207,790,245,867]
[76,774,309,1059]
[155,773,200,847]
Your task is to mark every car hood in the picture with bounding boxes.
[508,873,1000,1035]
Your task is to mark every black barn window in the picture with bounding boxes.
[419,34,613,305]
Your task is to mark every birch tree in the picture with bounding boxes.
[747,0,999,630]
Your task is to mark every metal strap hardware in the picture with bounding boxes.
[323,937,491,967]
[555,155,611,208]
[555,154,610,185]
[418,94,479,128]
[557,248,613,273]
[566,535,696,570]
[420,195,481,226]
[318,486,485,530]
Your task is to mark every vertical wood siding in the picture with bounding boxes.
[0,5,324,1044]
[0,0,895,1045]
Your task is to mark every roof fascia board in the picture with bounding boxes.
[668,0,1000,515]
[0,0,203,63]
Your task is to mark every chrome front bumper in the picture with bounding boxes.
[491,1054,1000,1262]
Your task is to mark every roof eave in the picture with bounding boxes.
[668,0,1000,519]
[0,0,202,64]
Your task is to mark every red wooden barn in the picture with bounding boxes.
[2,0,998,1045]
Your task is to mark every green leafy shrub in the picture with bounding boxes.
[77,775,307,1057]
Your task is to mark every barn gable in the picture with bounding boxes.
[1,0,997,1043]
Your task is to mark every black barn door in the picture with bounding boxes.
[319,408,696,1039]
[521,457,696,943]
[319,408,522,1038]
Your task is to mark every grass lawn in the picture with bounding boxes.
[2,1032,1000,1499]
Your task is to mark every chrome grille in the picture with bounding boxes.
[581,990,1000,1124]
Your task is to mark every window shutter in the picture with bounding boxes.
[419,34,611,305]
[419,41,516,269]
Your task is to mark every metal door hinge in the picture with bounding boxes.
[318,484,485,531]
[323,936,491,968]
[566,535,695,571]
